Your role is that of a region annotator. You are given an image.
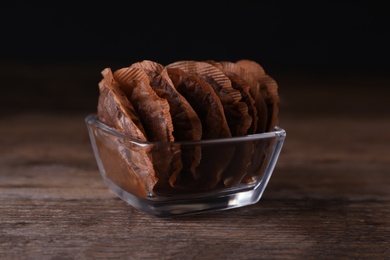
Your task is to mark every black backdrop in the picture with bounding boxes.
[1,3,389,114]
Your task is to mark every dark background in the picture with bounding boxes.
[1,3,389,115]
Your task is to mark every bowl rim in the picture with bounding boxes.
[85,113,286,145]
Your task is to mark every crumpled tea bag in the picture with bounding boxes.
[97,68,157,196]
[167,66,234,189]
[113,67,183,193]
[129,60,202,188]
[167,60,251,137]
[236,59,279,132]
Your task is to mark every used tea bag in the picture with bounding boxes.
[130,60,202,187]
[113,67,174,142]
[231,60,267,133]
[208,60,257,134]
[167,67,233,189]
[236,59,279,132]
[167,67,231,140]
[205,61,259,186]
[130,60,202,142]
[167,60,251,137]
[258,75,280,131]
[236,60,280,183]
[97,68,157,197]
[113,67,183,194]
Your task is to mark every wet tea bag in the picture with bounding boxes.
[130,60,202,142]
[202,61,259,186]
[167,67,231,140]
[236,60,280,183]
[167,67,233,189]
[236,59,279,132]
[129,60,202,187]
[113,67,174,142]
[167,60,251,137]
[97,68,157,196]
[207,60,257,134]
[113,67,183,193]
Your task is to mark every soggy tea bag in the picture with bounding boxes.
[130,60,202,187]
[113,67,183,193]
[167,67,234,189]
[130,60,202,142]
[258,75,280,131]
[236,59,279,132]
[236,60,280,184]
[167,67,231,140]
[97,68,157,196]
[231,60,268,133]
[203,61,260,186]
[113,67,174,142]
[98,68,147,138]
[167,60,251,137]
[207,60,257,134]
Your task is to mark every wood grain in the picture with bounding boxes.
[1,72,389,259]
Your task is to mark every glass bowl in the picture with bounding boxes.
[85,114,286,217]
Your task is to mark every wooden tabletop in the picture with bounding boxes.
[1,66,389,259]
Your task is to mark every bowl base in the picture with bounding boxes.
[103,176,270,218]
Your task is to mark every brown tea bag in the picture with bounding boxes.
[167,67,231,140]
[130,60,202,187]
[167,60,251,137]
[236,59,279,132]
[113,67,174,142]
[235,59,266,76]
[236,60,280,184]
[258,75,280,131]
[97,67,157,197]
[167,67,233,190]
[208,60,257,134]
[130,60,202,142]
[113,67,183,194]
[232,60,268,133]
[204,61,257,186]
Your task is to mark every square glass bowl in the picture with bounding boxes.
[85,114,286,217]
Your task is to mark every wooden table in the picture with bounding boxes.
[1,66,389,259]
